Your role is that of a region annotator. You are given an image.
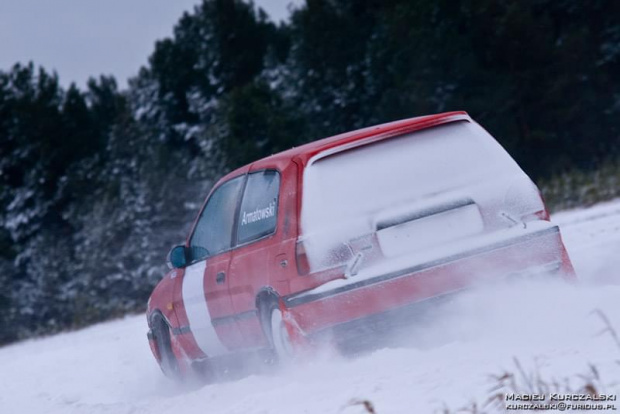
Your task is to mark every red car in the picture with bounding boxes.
[146,111,575,377]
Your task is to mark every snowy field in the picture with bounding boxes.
[2,200,620,414]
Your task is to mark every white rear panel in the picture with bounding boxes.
[377,203,484,258]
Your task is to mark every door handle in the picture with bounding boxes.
[216,272,226,284]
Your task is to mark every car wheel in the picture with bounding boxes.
[152,314,180,379]
[262,301,295,363]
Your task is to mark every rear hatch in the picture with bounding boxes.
[299,120,547,275]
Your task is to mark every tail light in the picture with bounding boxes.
[296,240,355,275]
[532,208,550,221]
[521,189,550,222]
[504,179,550,224]
[534,189,551,221]
[296,240,310,275]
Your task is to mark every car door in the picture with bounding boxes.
[180,175,245,356]
[228,169,296,347]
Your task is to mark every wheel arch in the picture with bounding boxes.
[148,309,173,329]
[255,286,280,310]
[148,309,183,379]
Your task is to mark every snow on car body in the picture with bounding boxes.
[146,111,575,377]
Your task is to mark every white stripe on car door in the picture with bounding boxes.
[182,260,228,357]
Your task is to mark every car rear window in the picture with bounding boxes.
[300,121,523,269]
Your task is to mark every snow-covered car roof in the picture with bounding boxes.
[216,111,471,184]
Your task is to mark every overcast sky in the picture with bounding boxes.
[0,0,300,89]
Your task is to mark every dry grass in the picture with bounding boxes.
[341,312,618,414]
[539,159,620,212]
[344,399,377,414]
[437,310,618,413]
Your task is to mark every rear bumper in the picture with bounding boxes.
[308,260,562,348]
[283,222,572,337]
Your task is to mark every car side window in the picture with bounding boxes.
[237,170,280,245]
[189,176,244,261]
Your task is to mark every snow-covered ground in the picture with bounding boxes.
[3,200,620,414]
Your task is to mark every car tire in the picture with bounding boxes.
[152,314,180,379]
[261,301,295,363]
